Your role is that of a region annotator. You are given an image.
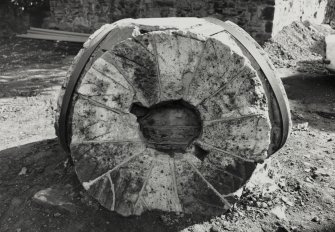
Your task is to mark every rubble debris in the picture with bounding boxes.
[294,122,309,131]
[18,167,27,176]
[271,205,287,220]
[264,21,335,73]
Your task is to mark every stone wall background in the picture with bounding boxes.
[2,0,334,42]
[47,0,276,43]
[325,0,335,28]
[272,0,329,36]
[0,2,29,38]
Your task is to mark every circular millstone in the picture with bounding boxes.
[57,18,289,216]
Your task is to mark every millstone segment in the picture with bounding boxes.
[56,18,289,216]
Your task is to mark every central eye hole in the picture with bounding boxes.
[130,100,202,153]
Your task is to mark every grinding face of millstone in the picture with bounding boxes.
[68,27,272,216]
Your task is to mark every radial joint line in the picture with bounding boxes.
[203,114,262,126]
[183,40,206,99]
[205,160,244,182]
[185,158,231,208]
[91,66,130,90]
[193,196,230,210]
[195,68,245,107]
[133,158,156,213]
[169,158,183,212]
[144,125,199,129]
[199,141,255,163]
[111,52,151,71]
[106,57,137,93]
[72,140,143,145]
[133,37,156,58]
[82,150,144,190]
[106,172,116,211]
[151,35,163,102]
[76,92,128,115]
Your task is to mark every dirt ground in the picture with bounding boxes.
[0,29,335,232]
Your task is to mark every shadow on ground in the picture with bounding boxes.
[0,67,66,98]
[0,139,214,232]
[282,72,335,132]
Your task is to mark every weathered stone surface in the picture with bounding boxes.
[185,34,248,106]
[149,31,204,100]
[196,115,270,161]
[102,44,160,107]
[33,185,77,213]
[71,97,141,143]
[56,18,290,216]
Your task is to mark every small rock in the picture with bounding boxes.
[281,196,294,207]
[314,169,330,177]
[312,216,320,222]
[210,225,220,232]
[262,193,272,201]
[276,226,289,232]
[305,177,313,183]
[290,226,298,232]
[54,213,61,217]
[271,205,287,220]
[296,122,309,131]
[327,138,333,142]
[256,201,262,207]
[261,202,268,208]
[16,229,21,232]
[18,167,27,176]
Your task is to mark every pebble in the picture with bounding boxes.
[281,196,294,206]
[312,216,320,222]
[291,226,298,232]
[18,167,27,176]
[54,213,61,217]
[296,122,309,131]
[305,177,313,183]
[210,225,220,232]
[261,202,268,208]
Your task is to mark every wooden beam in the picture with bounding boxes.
[29,27,90,37]
[27,30,88,38]
[17,33,88,43]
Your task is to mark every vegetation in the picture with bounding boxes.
[9,0,49,13]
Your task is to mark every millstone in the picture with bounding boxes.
[55,18,291,216]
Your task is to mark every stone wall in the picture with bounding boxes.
[47,0,335,43]
[48,0,276,43]
[325,0,335,28]
[272,0,329,36]
[0,2,29,38]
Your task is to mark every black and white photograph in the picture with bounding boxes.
[0,0,334,231]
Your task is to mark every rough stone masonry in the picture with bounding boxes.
[47,0,335,44]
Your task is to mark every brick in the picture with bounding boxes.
[265,21,273,33]
[262,6,275,20]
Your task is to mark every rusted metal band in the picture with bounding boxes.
[205,17,290,150]
[58,28,113,152]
